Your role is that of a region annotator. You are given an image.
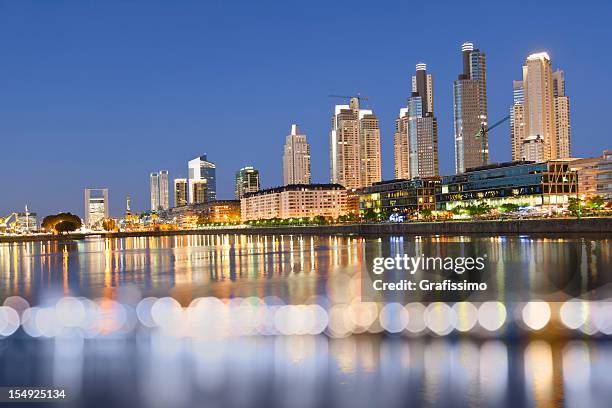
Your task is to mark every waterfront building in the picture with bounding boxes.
[174,178,188,207]
[207,200,241,223]
[84,188,109,228]
[14,209,37,232]
[283,124,311,185]
[435,160,578,211]
[359,178,440,217]
[453,42,489,173]
[235,166,260,199]
[241,184,347,222]
[188,155,216,203]
[330,97,381,189]
[394,63,439,179]
[596,150,612,200]
[511,53,571,161]
[570,155,602,197]
[150,172,159,211]
[191,180,208,205]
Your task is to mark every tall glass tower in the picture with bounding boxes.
[188,155,216,203]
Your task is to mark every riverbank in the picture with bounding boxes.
[1,217,610,243]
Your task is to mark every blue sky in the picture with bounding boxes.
[1,0,610,217]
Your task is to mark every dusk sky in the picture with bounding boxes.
[1,0,610,217]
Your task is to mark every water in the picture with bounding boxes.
[0,233,611,407]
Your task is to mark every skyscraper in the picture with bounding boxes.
[511,52,571,161]
[453,42,489,174]
[84,188,108,228]
[553,69,571,158]
[510,80,526,160]
[150,170,169,211]
[159,170,169,210]
[191,180,208,204]
[150,172,159,211]
[174,178,188,207]
[188,155,216,203]
[393,63,439,179]
[235,166,260,199]
[330,97,381,189]
[283,124,311,185]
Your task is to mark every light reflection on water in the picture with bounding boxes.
[1,233,612,407]
[1,334,611,408]
[0,234,610,303]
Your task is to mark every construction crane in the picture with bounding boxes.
[0,213,18,232]
[328,94,369,108]
[476,115,510,164]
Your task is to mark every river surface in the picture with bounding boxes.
[0,233,611,407]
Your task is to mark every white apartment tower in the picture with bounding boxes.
[283,124,311,185]
[330,97,381,189]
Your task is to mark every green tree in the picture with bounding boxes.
[587,196,604,210]
[41,213,82,233]
[568,197,584,217]
[420,208,433,219]
[102,218,117,231]
[499,203,520,213]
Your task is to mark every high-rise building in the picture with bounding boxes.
[511,52,571,161]
[159,170,169,210]
[150,172,159,211]
[330,97,381,189]
[453,42,489,173]
[235,166,260,199]
[283,124,311,185]
[149,170,169,211]
[191,180,208,205]
[188,155,216,203]
[521,135,545,162]
[394,63,439,179]
[174,178,188,207]
[553,69,571,158]
[84,188,109,228]
[510,80,526,160]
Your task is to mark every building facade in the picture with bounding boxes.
[453,42,489,173]
[188,155,216,203]
[235,166,260,199]
[159,170,169,210]
[359,178,440,217]
[84,188,109,228]
[394,64,439,179]
[191,180,208,205]
[511,53,571,161]
[206,200,241,223]
[330,97,381,189]
[596,150,612,200]
[283,124,311,185]
[436,160,578,211]
[521,135,545,162]
[150,172,159,211]
[174,178,188,207]
[241,184,348,222]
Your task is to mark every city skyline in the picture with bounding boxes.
[1,1,610,217]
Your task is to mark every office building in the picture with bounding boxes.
[394,63,439,179]
[283,124,311,185]
[511,52,571,161]
[188,155,216,203]
[191,180,208,205]
[596,150,612,200]
[453,42,489,173]
[84,188,109,228]
[330,97,381,189]
[235,166,260,199]
[174,178,188,207]
[207,200,241,224]
[436,160,577,211]
[359,178,440,217]
[241,184,347,222]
